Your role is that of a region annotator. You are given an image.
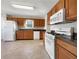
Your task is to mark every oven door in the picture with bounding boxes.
[45,33,55,59]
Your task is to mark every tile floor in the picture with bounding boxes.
[1,40,50,59]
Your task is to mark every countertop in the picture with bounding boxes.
[17,28,46,31]
[55,35,77,47]
[47,32,77,47]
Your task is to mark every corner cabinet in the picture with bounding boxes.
[56,39,77,59]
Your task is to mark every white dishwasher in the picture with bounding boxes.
[34,31,40,40]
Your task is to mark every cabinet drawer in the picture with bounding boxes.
[56,39,77,56]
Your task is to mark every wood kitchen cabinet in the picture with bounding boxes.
[47,0,77,24]
[56,45,76,59]
[7,15,17,20]
[16,18,25,27]
[40,20,45,27]
[55,0,64,12]
[24,30,33,39]
[16,30,24,39]
[7,15,45,27]
[51,6,56,15]
[56,39,77,59]
[47,0,65,25]
[65,0,77,21]
[40,31,45,40]
[34,19,45,27]
[16,30,33,40]
[47,10,52,24]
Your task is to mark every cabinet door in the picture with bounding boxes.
[16,30,24,39]
[55,0,64,12]
[47,10,52,24]
[17,18,25,27]
[24,30,33,39]
[56,45,76,59]
[39,20,45,27]
[65,0,77,21]
[34,19,45,27]
[56,45,59,59]
[51,6,56,15]
[40,31,45,40]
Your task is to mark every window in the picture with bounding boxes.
[24,20,34,28]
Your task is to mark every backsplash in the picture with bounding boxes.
[46,21,77,33]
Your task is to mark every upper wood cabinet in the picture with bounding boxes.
[34,19,45,27]
[65,0,77,21]
[47,0,77,24]
[17,18,25,27]
[51,6,56,15]
[7,16,45,27]
[7,15,17,20]
[47,10,52,24]
[55,0,64,12]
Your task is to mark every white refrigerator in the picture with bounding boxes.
[2,21,17,41]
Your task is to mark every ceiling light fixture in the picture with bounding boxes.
[12,4,34,10]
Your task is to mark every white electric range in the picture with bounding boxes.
[45,32,55,59]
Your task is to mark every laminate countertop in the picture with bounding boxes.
[55,35,77,47]
[17,28,46,31]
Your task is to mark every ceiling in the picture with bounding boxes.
[1,0,59,19]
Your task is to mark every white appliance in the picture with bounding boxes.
[34,31,40,40]
[45,32,55,59]
[50,8,65,24]
[2,21,17,41]
[53,27,74,36]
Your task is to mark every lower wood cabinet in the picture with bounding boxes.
[16,30,33,40]
[16,30,24,39]
[56,39,77,59]
[16,30,45,40]
[23,30,33,39]
[56,45,76,59]
[40,31,45,40]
